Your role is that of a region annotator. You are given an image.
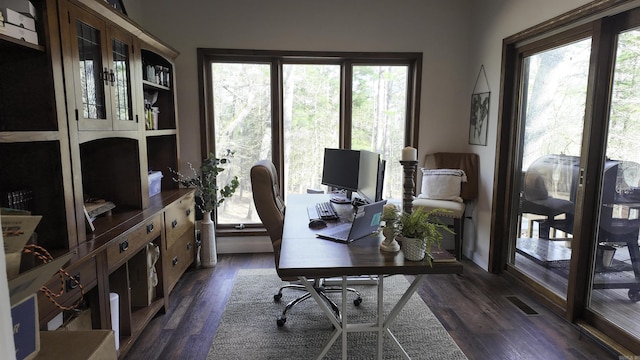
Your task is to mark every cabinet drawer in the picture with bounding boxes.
[38,256,97,324]
[165,230,195,294]
[164,192,195,249]
[106,214,162,270]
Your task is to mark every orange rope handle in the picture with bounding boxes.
[23,244,85,311]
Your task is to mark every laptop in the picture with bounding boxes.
[315,200,387,243]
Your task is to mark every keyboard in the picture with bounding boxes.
[315,201,339,220]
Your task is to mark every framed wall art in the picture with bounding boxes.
[469,65,490,146]
[469,92,490,146]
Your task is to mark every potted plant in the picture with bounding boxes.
[170,149,239,267]
[398,207,453,262]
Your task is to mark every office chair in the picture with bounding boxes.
[412,152,479,260]
[250,160,362,327]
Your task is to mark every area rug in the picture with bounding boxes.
[208,269,467,360]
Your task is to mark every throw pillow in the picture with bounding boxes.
[417,169,467,202]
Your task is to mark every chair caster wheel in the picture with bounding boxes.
[274,293,282,302]
[628,289,640,302]
[276,316,286,327]
[353,297,362,306]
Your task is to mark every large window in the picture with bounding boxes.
[198,50,421,229]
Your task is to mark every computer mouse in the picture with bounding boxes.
[308,219,327,229]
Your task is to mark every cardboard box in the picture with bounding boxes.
[148,171,163,197]
[6,253,73,360]
[35,330,117,359]
[11,294,39,360]
[59,308,92,331]
[1,8,35,31]
[0,0,36,19]
[3,21,37,45]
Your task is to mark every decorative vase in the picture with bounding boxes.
[200,211,217,267]
[380,227,400,252]
[402,237,426,261]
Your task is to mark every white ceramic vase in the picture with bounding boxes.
[200,211,217,267]
[402,236,426,261]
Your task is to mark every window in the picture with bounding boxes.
[199,50,421,229]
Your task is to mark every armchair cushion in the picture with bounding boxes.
[417,168,467,202]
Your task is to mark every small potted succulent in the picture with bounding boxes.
[398,207,453,262]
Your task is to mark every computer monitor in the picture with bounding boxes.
[356,151,381,204]
[321,148,383,203]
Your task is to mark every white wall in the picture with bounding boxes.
[128,0,595,270]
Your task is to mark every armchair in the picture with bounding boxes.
[412,152,479,260]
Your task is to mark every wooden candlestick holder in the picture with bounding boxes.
[400,160,418,214]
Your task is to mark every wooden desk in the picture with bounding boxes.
[279,194,463,359]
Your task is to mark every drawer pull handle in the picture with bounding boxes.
[172,219,178,228]
[186,208,191,216]
[147,223,154,233]
[119,240,129,253]
[186,242,192,250]
[172,256,178,266]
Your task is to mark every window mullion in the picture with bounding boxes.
[342,61,353,148]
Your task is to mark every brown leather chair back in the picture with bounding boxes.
[424,152,479,201]
[250,160,286,265]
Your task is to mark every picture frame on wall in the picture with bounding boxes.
[106,0,127,15]
[469,91,490,146]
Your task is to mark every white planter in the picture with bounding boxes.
[200,211,217,267]
[402,237,426,261]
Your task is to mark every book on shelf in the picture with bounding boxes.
[428,245,456,262]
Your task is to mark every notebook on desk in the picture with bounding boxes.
[315,200,386,243]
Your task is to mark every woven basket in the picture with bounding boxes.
[402,237,426,261]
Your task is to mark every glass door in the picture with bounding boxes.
[510,36,592,300]
[68,3,136,131]
[69,4,110,130]
[587,24,640,341]
[109,26,136,131]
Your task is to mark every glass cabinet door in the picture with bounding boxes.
[109,27,137,131]
[70,6,110,130]
[68,4,137,131]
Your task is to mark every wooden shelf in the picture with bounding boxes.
[117,296,166,357]
[0,131,62,143]
[0,33,44,51]
[145,129,177,137]
[142,80,171,91]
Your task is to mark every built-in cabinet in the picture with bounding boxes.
[0,0,193,358]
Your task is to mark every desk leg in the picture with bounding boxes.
[342,276,348,359]
[298,276,342,359]
[383,274,424,359]
[377,276,384,359]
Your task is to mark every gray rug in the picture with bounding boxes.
[208,269,467,360]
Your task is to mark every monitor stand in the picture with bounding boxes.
[330,196,351,204]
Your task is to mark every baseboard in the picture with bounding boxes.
[217,234,272,254]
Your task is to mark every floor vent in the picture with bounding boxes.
[505,295,539,316]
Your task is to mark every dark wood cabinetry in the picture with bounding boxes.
[0,0,194,358]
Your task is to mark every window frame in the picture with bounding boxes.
[197,49,422,231]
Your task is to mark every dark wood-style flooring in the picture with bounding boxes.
[123,253,618,359]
